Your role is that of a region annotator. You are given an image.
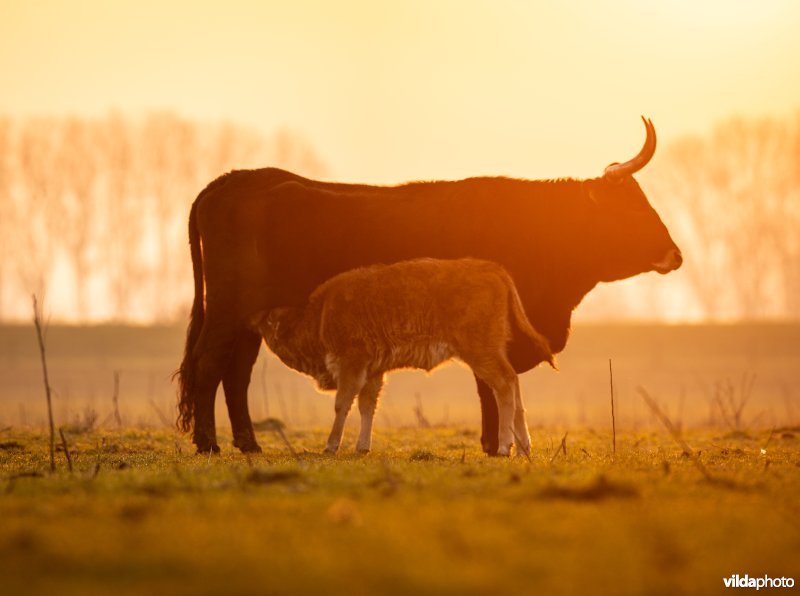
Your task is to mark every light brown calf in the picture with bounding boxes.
[250,258,554,456]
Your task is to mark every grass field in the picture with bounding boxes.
[1,425,798,595]
[1,323,798,594]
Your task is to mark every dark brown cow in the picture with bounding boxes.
[177,117,682,454]
[249,258,555,456]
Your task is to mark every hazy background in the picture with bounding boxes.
[1,1,799,431]
[2,0,800,323]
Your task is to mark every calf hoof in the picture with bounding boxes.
[324,444,339,455]
[496,445,512,457]
[355,447,370,455]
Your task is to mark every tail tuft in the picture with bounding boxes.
[175,198,205,432]
[506,275,556,370]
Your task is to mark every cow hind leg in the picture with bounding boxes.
[325,368,367,454]
[356,374,383,454]
[222,330,263,453]
[467,360,517,457]
[190,328,232,454]
[475,376,500,456]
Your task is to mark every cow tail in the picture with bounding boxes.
[507,278,557,370]
[175,199,204,432]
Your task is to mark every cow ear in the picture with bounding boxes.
[602,165,627,185]
[247,311,268,331]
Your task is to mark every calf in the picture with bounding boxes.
[249,258,554,456]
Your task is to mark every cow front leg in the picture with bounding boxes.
[355,374,383,454]
[475,376,500,456]
[222,330,262,453]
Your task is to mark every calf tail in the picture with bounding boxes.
[175,198,204,432]
[507,280,557,370]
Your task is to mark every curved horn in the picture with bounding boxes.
[603,116,656,179]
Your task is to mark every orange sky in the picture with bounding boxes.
[2,0,800,183]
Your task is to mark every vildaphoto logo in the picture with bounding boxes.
[723,574,795,590]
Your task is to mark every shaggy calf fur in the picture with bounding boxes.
[250,258,554,456]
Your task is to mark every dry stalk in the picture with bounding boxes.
[32,295,55,473]
[762,427,776,451]
[147,399,172,428]
[609,359,616,455]
[637,387,714,482]
[549,431,568,464]
[511,428,532,463]
[413,392,430,429]
[274,426,301,461]
[59,428,73,473]
[112,371,122,428]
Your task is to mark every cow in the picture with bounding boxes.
[249,258,555,456]
[176,117,682,455]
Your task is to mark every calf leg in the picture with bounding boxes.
[356,374,384,454]
[512,378,531,456]
[493,375,518,457]
[325,367,367,454]
[222,330,262,453]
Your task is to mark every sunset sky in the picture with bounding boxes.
[3,0,800,183]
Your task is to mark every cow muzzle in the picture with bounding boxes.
[652,247,682,274]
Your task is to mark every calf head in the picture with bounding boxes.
[248,307,336,391]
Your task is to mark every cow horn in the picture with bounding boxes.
[603,116,656,179]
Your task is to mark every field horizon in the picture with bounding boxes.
[1,322,798,437]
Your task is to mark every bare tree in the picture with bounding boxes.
[16,118,63,301]
[1,112,329,322]
[101,112,147,319]
[0,117,11,318]
[140,112,200,321]
[56,117,101,318]
[650,113,800,320]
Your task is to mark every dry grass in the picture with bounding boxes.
[0,425,797,595]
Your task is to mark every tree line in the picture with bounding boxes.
[0,111,798,322]
[646,112,800,321]
[0,112,326,321]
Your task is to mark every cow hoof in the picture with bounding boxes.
[233,437,262,453]
[236,442,263,454]
[481,439,499,457]
[356,447,370,455]
[324,445,339,455]
[196,443,221,455]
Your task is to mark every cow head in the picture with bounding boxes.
[584,117,682,282]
